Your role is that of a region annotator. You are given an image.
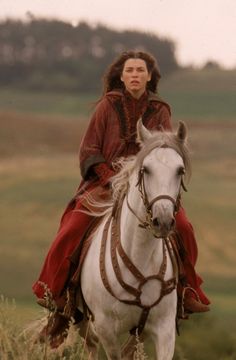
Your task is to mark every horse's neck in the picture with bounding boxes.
[119,176,163,273]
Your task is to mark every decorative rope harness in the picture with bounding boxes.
[99,163,185,335]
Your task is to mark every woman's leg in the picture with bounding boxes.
[33,198,94,348]
[32,199,93,303]
[175,207,210,308]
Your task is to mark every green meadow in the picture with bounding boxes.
[0,68,235,359]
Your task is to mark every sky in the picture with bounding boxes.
[1,0,236,69]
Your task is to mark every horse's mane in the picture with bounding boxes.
[82,129,191,217]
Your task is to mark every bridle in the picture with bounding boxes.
[126,163,187,237]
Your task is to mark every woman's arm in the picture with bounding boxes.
[79,99,112,180]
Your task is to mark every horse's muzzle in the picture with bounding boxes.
[152,216,176,237]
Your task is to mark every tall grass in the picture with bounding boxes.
[0,296,89,360]
[0,297,151,360]
[1,297,236,359]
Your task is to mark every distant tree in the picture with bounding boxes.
[0,19,179,92]
[203,60,222,70]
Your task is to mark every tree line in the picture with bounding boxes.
[0,19,179,93]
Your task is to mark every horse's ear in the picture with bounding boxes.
[137,119,152,144]
[177,121,187,143]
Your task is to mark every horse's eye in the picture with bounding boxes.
[141,166,150,175]
[177,167,185,176]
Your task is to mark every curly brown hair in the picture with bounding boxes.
[103,51,161,94]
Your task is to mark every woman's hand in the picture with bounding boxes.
[94,163,116,187]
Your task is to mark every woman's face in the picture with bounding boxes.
[120,58,151,99]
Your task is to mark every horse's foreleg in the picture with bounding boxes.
[77,317,99,359]
[95,324,121,360]
[152,319,176,360]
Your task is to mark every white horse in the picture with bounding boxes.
[78,120,190,360]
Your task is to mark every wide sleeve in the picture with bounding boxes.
[79,99,109,180]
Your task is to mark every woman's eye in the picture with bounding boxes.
[125,68,133,73]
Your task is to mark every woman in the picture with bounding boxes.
[33,51,210,347]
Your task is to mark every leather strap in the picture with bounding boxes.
[147,194,177,211]
[99,215,117,298]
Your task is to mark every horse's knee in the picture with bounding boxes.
[77,318,99,353]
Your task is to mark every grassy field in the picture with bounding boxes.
[0,89,96,117]
[0,68,235,120]
[0,68,235,358]
[160,68,236,121]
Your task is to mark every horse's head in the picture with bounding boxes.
[136,120,189,237]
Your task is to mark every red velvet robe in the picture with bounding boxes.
[32,90,210,305]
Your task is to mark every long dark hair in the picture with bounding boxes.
[103,51,161,94]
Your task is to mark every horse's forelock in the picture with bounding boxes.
[137,131,190,171]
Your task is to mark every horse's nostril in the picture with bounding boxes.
[153,218,159,227]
